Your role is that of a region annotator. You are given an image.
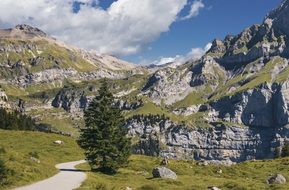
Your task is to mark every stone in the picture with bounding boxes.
[53,140,64,145]
[152,167,177,180]
[267,174,287,184]
[217,169,223,174]
[208,186,221,190]
[126,187,133,190]
[197,160,209,166]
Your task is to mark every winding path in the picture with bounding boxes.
[14,160,87,190]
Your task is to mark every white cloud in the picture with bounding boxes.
[150,43,212,66]
[0,0,193,56]
[180,0,204,20]
[153,57,179,65]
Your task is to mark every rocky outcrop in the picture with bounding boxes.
[267,0,289,37]
[114,99,143,110]
[190,56,226,88]
[210,80,289,128]
[141,66,193,105]
[0,89,9,108]
[125,114,289,163]
[52,88,88,114]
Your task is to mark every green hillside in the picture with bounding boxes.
[0,130,83,189]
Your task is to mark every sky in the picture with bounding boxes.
[0,0,283,65]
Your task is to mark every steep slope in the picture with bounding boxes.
[122,0,289,163]
[0,24,146,134]
[1,1,289,164]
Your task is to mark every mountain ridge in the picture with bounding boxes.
[1,0,289,163]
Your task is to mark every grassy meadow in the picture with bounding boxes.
[0,129,83,189]
[78,155,289,190]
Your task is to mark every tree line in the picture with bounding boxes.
[0,108,37,131]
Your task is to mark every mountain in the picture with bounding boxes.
[1,0,289,164]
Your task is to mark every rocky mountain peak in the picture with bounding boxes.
[0,24,48,40]
[14,24,47,37]
[266,0,289,36]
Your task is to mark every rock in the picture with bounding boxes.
[152,167,177,180]
[267,174,287,184]
[126,187,133,190]
[208,186,221,190]
[52,88,88,114]
[217,169,223,174]
[197,160,209,166]
[267,0,289,36]
[0,89,10,109]
[53,140,64,145]
[141,67,193,105]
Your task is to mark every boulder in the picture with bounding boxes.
[53,140,64,145]
[208,187,221,190]
[152,167,177,180]
[267,174,287,184]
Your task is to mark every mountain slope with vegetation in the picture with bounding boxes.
[1,0,289,164]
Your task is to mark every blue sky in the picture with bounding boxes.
[123,0,282,63]
[0,0,283,65]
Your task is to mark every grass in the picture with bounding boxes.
[171,85,212,110]
[27,108,83,136]
[78,155,289,190]
[0,129,83,189]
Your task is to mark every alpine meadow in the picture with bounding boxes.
[1,0,289,190]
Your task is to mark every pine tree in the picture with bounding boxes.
[78,79,131,174]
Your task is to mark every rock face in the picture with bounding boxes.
[2,0,289,165]
[52,88,88,114]
[125,115,285,163]
[267,174,287,184]
[267,0,289,37]
[210,81,289,128]
[141,67,193,105]
[152,167,177,180]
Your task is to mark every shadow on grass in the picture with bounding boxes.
[59,168,90,172]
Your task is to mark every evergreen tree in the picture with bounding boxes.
[78,79,131,174]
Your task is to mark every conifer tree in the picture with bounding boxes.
[78,79,131,174]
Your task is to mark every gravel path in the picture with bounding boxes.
[14,160,87,190]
